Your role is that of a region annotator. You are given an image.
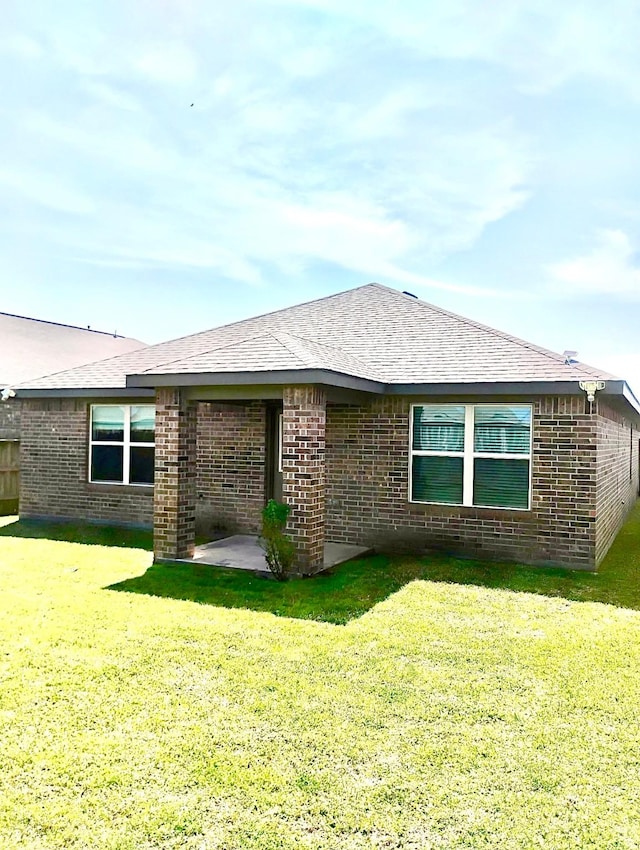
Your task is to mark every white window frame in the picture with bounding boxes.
[89,404,155,486]
[409,403,532,510]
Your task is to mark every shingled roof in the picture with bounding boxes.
[1,312,146,386]
[17,284,620,392]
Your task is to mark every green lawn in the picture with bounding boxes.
[1,509,640,848]
[5,502,640,623]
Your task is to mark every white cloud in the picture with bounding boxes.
[81,81,141,112]
[0,169,95,215]
[13,0,640,308]
[367,263,506,298]
[135,43,197,84]
[547,230,640,297]
[24,111,177,175]
[4,22,532,295]
[267,0,640,99]
[0,33,42,60]
[591,352,640,398]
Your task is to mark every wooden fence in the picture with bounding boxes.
[0,440,19,515]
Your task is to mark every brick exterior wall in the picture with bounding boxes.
[20,398,153,525]
[195,402,266,536]
[154,388,197,560]
[18,397,266,536]
[282,386,326,572]
[595,400,640,563]
[532,395,598,567]
[325,395,603,570]
[18,389,639,571]
[0,400,21,440]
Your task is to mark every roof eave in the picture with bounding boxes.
[125,369,386,394]
[621,381,640,417]
[391,378,640,418]
[388,379,617,396]
[14,387,155,399]
[14,376,640,419]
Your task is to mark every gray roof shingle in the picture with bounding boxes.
[1,312,146,386]
[17,284,619,390]
[140,331,383,380]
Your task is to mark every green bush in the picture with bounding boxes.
[260,500,296,581]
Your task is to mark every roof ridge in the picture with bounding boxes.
[269,330,317,368]
[125,283,381,359]
[278,330,386,377]
[0,311,134,339]
[136,331,277,375]
[370,283,620,380]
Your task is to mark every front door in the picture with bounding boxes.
[265,404,283,503]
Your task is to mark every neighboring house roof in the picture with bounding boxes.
[18,284,620,393]
[0,312,146,386]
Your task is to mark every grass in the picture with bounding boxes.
[0,502,640,624]
[6,501,639,625]
[1,507,640,847]
[0,517,153,548]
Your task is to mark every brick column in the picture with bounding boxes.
[282,385,326,574]
[154,388,197,561]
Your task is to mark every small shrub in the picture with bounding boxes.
[260,500,296,581]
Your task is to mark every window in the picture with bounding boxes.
[410,404,531,510]
[89,405,155,485]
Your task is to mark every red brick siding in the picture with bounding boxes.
[532,395,598,566]
[195,402,266,535]
[154,389,197,560]
[325,395,599,569]
[20,398,153,525]
[19,398,268,537]
[595,400,640,563]
[20,391,639,571]
[282,386,326,573]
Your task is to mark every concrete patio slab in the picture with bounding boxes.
[182,534,370,572]
[324,541,371,569]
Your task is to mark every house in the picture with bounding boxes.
[14,284,640,572]
[0,312,146,514]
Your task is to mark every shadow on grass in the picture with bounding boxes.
[0,517,153,550]
[409,500,640,613]
[107,556,397,625]
[108,501,640,623]
[5,502,640,624]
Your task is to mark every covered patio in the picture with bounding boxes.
[181,534,370,572]
[142,374,380,575]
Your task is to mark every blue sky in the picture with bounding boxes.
[1,0,639,391]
